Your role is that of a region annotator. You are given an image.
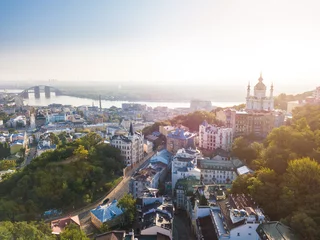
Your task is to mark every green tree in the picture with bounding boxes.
[0,221,55,240]
[60,223,89,240]
[117,194,136,225]
[73,145,89,159]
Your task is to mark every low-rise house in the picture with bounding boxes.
[197,158,244,185]
[51,215,80,235]
[136,195,173,239]
[166,128,196,154]
[256,221,298,240]
[6,116,27,128]
[130,150,171,198]
[159,126,175,137]
[37,139,56,157]
[194,193,276,240]
[171,148,202,191]
[46,112,66,123]
[90,200,124,229]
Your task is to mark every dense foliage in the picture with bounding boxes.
[0,221,54,240]
[274,91,313,110]
[117,194,136,226]
[0,133,124,221]
[0,142,11,160]
[231,104,320,239]
[60,223,89,240]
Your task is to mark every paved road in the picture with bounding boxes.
[21,147,36,167]
[79,152,155,233]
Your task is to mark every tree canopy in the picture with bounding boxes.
[231,104,320,239]
[0,221,55,240]
[0,133,124,221]
[117,194,136,226]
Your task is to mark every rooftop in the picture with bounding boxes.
[167,128,195,140]
[197,215,217,240]
[256,221,299,240]
[51,215,80,235]
[95,231,126,240]
[91,200,123,223]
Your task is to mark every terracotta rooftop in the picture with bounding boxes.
[51,215,80,234]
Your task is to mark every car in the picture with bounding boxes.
[102,198,110,205]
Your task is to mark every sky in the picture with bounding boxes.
[1,0,320,93]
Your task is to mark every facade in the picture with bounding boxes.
[37,139,57,157]
[199,121,233,151]
[197,158,244,184]
[166,128,196,154]
[90,200,124,229]
[159,125,175,137]
[216,109,237,134]
[195,194,269,240]
[234,111,282,138]
[6,116,27,128]
[46,113,66,123]
[171,148,201,191]
[130,150,171,198]
[143,140,153,154]
[175,176,200,210]
[136,194,173,239]
[110,124,144,166]
[246,73,274,111]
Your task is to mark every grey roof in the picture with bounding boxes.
[257,222,298,240]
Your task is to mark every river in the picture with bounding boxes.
[1,89,243,109]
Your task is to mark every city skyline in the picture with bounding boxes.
[1,0,320,93]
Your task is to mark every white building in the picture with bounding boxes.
[195,194,268,240]
[197,158,244,185]
[199,121,233,151]
[246,73,274,111]
[6,116,26,128]
[171,148,201,191]
[144,140,153,154]
[110,123,144,166]
[130,150,172,198]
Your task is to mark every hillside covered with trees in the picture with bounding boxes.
[231,104,320,239]
[0,133,124,221]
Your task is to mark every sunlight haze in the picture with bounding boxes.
[1,0,320,93]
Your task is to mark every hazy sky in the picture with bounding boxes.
[1,0,320,92]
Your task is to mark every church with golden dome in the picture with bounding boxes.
[246,73,274,111]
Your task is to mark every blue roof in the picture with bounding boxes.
[150,149,172,165]
[167,129,194,140]
[90,200,123,223]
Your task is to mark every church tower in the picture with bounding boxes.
[247,82,250,98]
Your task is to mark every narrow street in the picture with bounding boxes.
[173,210,196,240]
[79,152,155,234]
[21,147,36,167]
